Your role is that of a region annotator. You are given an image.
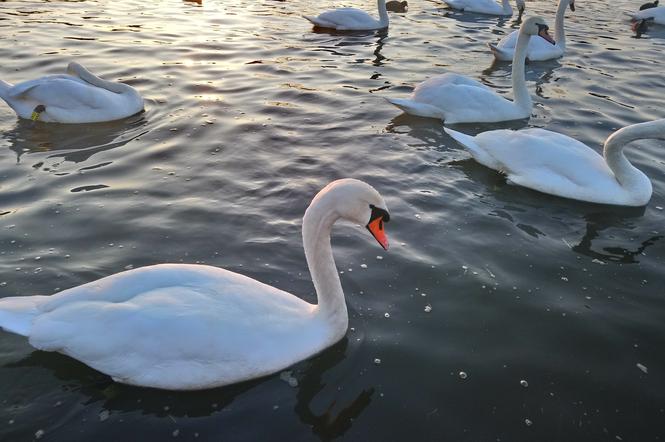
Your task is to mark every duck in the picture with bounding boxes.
[442,0,525,16]
[386,0,408,12]
[304,0,389,31]
[489,0,575,62]
[385,16,552,124]
[628,5,665,24]
[640,0,659,10]
[444,119,665,206]
[0,179,391,390]
[0,62,143,124]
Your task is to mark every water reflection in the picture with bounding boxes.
[572,207,663,263]
[2,114,147,164]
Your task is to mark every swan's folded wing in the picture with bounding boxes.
[424,83,523,124]
[7,80,42,99]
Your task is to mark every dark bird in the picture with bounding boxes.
[640,0,658,10]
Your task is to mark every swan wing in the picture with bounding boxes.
[629,6,665,22]
[412,74,523,124]
[455,128,628,201]
[447,0,505,14]
[308,8,379,29]
[26,264,323,389]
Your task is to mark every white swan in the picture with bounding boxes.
[386,16,551,124]
[628,5,665,24]
[304,0,389,30]
[490,0,575,62]
[444,119,665,206]
[0,179,391,390]
[442,0,525,16]
[0,62,143,124]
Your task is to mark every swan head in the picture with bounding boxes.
[311,179,391,250]
[521,16,555,45]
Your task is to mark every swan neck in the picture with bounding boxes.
[554,0,567,48]
[512,32,532,114]
[501,0,513,14]
[603,120,665,187]
[302,198,348,332]
[69,63,136,95]
[377,0,389,26]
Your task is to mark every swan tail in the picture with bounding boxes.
[488,43,513,61]
[384,97,445,119]
[0,295,48,337]
[0,79,12,102]
[444,127,497,167]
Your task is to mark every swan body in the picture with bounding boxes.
[0,179,391,390]
[442,0,525,16]
[0,62,143,124]
[386,16,551,123]
[444,119,665,206]
[628,5,665,24]
[304,0,389,30]
[490,0,575,62]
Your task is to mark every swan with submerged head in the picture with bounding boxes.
[490,0,576,61]
[0,62,143,124]
[304,0,389,30]
[444,119,665,206]
[442,0,525,16]
[0,179,391,390]
[385,16,553,123]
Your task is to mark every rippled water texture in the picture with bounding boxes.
[1,0,665,440]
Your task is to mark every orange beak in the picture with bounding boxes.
[367,216,389,250]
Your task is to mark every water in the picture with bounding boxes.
[1,0,664,440]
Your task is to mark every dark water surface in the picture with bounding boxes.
[1,0,664,440]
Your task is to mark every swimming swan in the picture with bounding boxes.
[304,0,389,30]
[444,119,665,206]
[0,179,391,390]
[442,0,525,16]
[628,5,665,25]
[490,0,575,62]
[0,62,143,124]
[385,16,552,124]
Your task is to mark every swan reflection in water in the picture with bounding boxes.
[2,113,147,165]
[6,339,373,440]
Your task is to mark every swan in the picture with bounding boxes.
[442,0,525,16]
[628,5,665,25]
[0,62,143,124]
[489,0,575,62]
[385,16,552,124]
[0,179,391,390]
[304,0,389,31]
[444,119,665,206]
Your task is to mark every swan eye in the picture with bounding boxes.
[368,204,390,224]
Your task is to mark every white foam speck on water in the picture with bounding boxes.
[637,363,648,374]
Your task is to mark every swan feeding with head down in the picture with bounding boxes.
[0,62,143,124]
[444,119,665,206]
[386,16,553,124]
[442,0,525,16]
[490,0,575,62]
[304,0,389,30]
[0,179,391,390]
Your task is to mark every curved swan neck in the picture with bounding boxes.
[500,0,513,14]
[302,196,348,332]
[68,62,136,95]
[377,0,389,26]
[604,119,665,187]
[554,0,568,49]
[512,31,532,113]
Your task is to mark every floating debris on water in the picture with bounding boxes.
[637,363,648,374]
[99,410,110,422]
[35,430,45,440]
[424,304,432,313]
[360,263,367,269]
[525,418,533,427]
[520,380,529,388]
[279,370,298,387]
[384,312,390,318]
[458,371,467,380]
[374,358,382,365]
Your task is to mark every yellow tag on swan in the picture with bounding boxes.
[31,111,40,121]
